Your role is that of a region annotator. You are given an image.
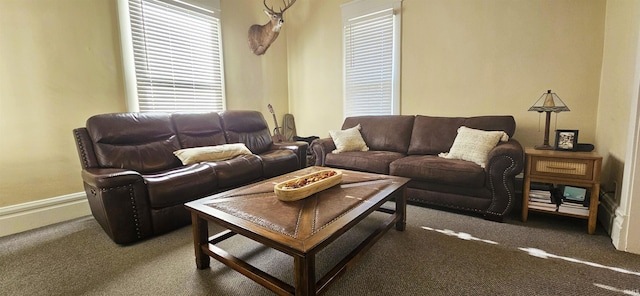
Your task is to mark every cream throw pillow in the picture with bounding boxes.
[439,126,509,168]
[173,143,252,165]
[329,124,370,154]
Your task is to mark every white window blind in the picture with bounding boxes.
[342,0,401,118]
[126,0,225,113]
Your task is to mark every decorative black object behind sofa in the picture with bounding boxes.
[73,111,307,244]
[311,115,524,221]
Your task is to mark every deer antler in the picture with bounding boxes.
[263,0,276,14]
[263,0,296,14]
[279,0,296,13]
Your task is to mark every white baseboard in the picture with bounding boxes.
[0,192,91,237]
[611,207,628,250]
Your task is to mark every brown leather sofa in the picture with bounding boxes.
[311,115,524,221]
[73,110,307,244]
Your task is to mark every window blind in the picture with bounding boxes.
[128,0,225,113]
[343,7,397,118]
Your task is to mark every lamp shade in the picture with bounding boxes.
[528,90,570,113]
[529,89,570,150]
[529,90,570,113]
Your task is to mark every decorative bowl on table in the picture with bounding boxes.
[274,169,343,201]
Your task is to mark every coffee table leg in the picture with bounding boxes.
[395,188,407,231]
[191,213,210,269]
[294,254,316,295]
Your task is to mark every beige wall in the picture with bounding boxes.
[0,0,289,208]
[287,0,345,137]
[596,0,640,196]
[288,0,606,149]
[0,0,126,207]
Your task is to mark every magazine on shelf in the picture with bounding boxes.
[529,189,551,203]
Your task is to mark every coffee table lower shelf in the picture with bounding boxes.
[192,207,401,295]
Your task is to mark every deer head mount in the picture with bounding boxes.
[247,0,297,56]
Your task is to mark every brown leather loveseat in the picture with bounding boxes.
[73,110,307,244]
[311,115,524,221]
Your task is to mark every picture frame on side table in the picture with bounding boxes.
[555,129,579,151]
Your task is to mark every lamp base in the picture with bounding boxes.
[534,144,555,150]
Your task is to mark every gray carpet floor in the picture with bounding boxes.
[1,204,639,295]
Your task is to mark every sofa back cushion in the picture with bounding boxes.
[341,115,415,154]
[171,112,227,148]
[408,115,516,155]
[220,110,273,154]
[86,113,182,173]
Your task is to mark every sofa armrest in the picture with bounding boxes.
[82,168,144,188]
[484,139,525,221]
[271,141,309,169]
[310,138,336,166]
[73,128,100,169]
[81,168,153,244]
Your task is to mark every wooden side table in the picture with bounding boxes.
[521,148,602,234]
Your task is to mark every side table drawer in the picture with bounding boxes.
[530,156,594,181]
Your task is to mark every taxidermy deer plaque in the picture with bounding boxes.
[248,0,296,55]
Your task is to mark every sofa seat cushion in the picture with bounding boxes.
[206,154,263,188]
[144,163,217,209]
[325,151,406,174]
[390,155,485,188]
[257,150,300,178]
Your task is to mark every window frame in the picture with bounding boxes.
[117,0,226,113]
[341,0,402,118]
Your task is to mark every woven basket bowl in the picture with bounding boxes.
[274,169,343,201]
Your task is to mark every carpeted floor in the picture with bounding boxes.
[1,204,639,295]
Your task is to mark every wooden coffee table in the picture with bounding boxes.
[184,166,409,296]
